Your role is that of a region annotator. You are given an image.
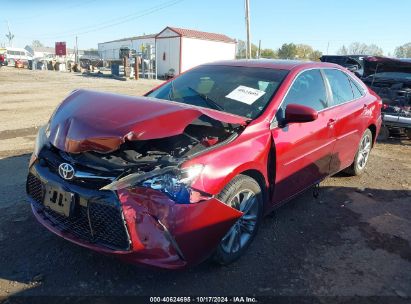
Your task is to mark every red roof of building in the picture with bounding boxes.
[159,27,236,43]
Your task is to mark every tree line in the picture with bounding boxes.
[30,39,411,60]
[236,40,411,60]
[236,40,323,60]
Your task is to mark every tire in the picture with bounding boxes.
[406,129,411,139]
[213,174,263,265]
[344,128,373,176]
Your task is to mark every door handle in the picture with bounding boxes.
[327,119,336,127]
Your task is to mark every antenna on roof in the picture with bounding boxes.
[245,0,251,59]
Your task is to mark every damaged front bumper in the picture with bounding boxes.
[27,161,242,269]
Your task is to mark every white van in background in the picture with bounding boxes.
[5,47,33,66]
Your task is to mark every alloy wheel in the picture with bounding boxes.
[357,134,371,170]
[220,189,259,254]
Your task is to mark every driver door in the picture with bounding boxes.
[271,69,336,204]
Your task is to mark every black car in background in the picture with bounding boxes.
[362,56,411,139]
[320,55,365,77]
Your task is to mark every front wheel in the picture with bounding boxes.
[344,128,373,176]
[213,175,263,265]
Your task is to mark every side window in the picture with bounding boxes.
[277,69,327,121]
[348,77,365,99]
[323,69,354,105]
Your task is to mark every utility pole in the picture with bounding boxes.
[258,39,261,59]
[245,0,251,59]
[75,36,78,64]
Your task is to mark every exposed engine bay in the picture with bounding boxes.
[34,89,250,204]
[363,56,411,117]
[57,115,239,172]
[362,56,411,139]
[38,111,243,203]
[365,80,411,117]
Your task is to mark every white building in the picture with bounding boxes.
[98,34,156,62]
[155,27,236,77]
[24,46,54,59]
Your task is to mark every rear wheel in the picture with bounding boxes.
[344,128,373,176]
[213,175,263,265]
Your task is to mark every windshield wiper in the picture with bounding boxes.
[186,86,225,111]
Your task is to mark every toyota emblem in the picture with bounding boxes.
[58,163,75,180]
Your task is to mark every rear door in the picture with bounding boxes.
[322,69,367,173]
[271,69,336,204]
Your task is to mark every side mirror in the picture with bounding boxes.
[285,103,318,123]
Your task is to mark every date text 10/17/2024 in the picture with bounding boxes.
[149,296,258,303]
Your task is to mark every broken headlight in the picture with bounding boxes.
[30,123,50,167]
[140,165,204,204]
[33,124,49,157]
[101,165,209,204]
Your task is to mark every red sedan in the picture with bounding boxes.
[26,60,382,269]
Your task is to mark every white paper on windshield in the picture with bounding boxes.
[225,86,266,105]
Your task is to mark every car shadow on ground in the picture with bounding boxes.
[0,153,410,300]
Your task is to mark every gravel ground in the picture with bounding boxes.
[0,67,410,302]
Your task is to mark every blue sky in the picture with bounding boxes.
[1,0,410,55]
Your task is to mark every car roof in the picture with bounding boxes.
[206,59,341,71]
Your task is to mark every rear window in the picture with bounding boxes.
[349,77,364,99]
[323,69,354,105]
[148,65,288,119]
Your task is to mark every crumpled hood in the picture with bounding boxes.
[48,89,247,153]
[363,56,411,78]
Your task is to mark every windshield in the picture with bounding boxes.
[369,71,411,81]
[148,65,288,119]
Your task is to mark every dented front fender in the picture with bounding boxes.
[117,187,243,266]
